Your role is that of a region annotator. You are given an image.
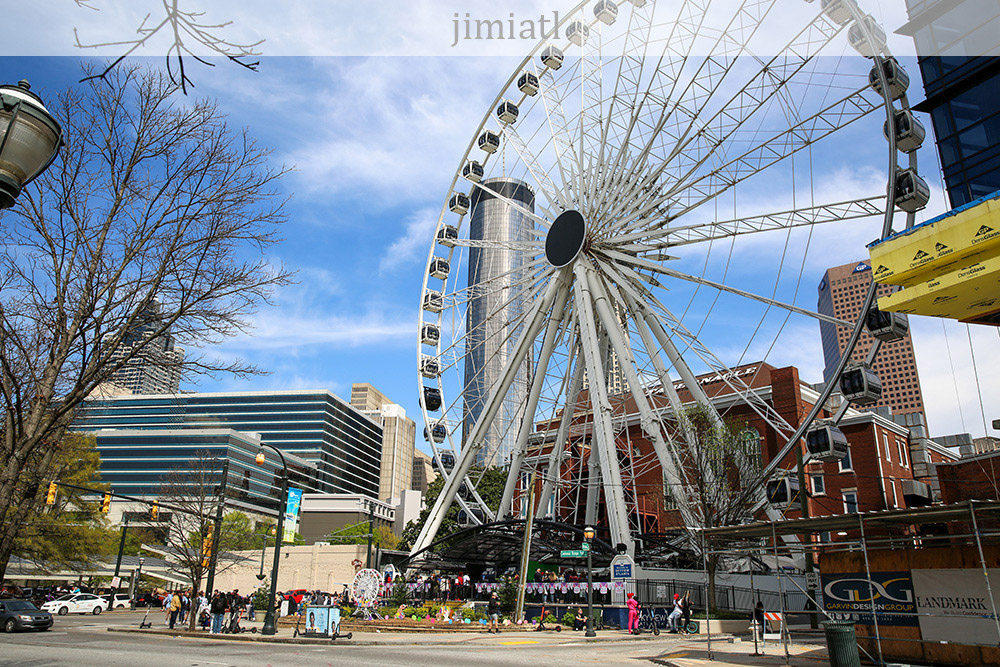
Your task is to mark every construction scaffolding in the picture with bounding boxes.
[699,500,1000,666]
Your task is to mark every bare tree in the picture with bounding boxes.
[74,0,263,93]
[0,64,291,582]
[156,453,257,631]
[676,406,761,610]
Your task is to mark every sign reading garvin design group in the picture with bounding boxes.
[912,568,1000,644]
[820,571,918,627]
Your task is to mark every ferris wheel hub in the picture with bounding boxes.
[545,209,587,268]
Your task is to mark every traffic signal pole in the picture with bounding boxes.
[111,517,129,607]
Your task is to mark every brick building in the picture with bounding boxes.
[522,362,941,545]
[937,451,1000,505]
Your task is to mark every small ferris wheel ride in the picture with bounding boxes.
[413,0,928,559]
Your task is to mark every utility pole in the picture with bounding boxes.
[515,472,538,624]
[366,500,375,569]
[112,516,129,605]
[204,460,229,596]
[797,447,817,629]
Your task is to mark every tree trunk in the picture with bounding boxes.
[707,553,719,611]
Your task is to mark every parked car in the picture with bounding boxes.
[101,594,131,610]
[0,599,53,632]
[40,593,105,616]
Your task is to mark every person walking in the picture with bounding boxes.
[486,591,501,634]
[162,591,173,626]
[210,590,227,634]
[626,592,640,635]
[752,600,767,647]
[168,590,182,629]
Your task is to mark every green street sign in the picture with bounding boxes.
[561,549,586,558]
[582,542,590,551]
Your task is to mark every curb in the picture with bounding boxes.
[107,626,679,646]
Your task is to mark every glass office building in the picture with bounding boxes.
[92,428,319,517]
[900,1,1000,207]
[75,390,383,498]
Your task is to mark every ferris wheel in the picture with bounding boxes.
[414,0,928,558]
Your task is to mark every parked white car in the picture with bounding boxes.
[41,593,105,616]
[101,594,131,610]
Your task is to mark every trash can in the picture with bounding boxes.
[822,620,862,667]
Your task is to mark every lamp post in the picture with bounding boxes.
[131,557,145,611]
[256,444,288,636]
[584,525,596,637]
[0,80,62,209]
[257,526,275,582]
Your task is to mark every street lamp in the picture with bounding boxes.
[131,557,145,611]
[256,444,288,636]
[257,526,275,581]
[583,525,596,637]
[0,80,62,209]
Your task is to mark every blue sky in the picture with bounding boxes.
[5,2,998,447]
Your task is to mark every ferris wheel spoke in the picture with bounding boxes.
[451,238,544,251]
[443,257,549,305]
[596,0,715,218]
[604,248,850,326]
[589,0,656,217]
[613,195,887,247]
[498,286,574,517]
[664,86,883,220]
[469,180,552,230]
[665,7,842,174]
[412,271,567,554]
[539,57,585,207]
[621,271,799,436]
[501,123,572,213]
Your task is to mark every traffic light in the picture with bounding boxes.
[46,482,57,505]
[150,501,159,520]
[101,492,112,514]
[201,533,213,568]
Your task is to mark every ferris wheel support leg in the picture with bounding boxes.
[585,454,600,527]
[573,262,635,558]
[584,262,701,531]
[537,345,586,514]
[498,285,573,519]
[410,272,565,557]
[626,283,723,425]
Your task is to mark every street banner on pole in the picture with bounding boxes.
[284,487,303,544]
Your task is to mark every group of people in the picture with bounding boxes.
[409,572,473,601]
[625,591,693,635]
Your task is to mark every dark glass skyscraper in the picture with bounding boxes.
[899,1,1000,207]
[464,178,535,467]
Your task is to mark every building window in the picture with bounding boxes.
[811,474,826,496]
[819,531,831,543]
[883,434,891,463]
[897,439,908,468]
[839,445,853,472]
[843,489,859,514]
[890,480,899,508]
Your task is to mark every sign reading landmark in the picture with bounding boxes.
[912,568,1000,645]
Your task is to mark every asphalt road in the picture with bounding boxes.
[0,610,691,667]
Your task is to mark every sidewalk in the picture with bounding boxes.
[652,637,830,667]
[108,625,682,646]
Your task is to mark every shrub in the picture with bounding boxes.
[543,613,558,625]
[561,611,575,626]
[460,607,476,620]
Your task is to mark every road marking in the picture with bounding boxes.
[499,640,539,645]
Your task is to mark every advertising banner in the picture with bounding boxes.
[304,606,329,636]
[912,568,1000,645]
[820,571,918,626]
[283,487,303,544]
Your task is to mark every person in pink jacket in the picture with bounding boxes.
[626,592,640,634]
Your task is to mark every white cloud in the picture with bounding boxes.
[379,207,440,275]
